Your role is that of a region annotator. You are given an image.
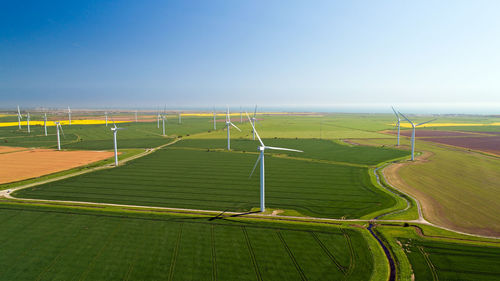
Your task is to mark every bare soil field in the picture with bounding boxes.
[0,148,115,184]
[0,146,27,154]
[423,136,500,156]
[384,130,477,138]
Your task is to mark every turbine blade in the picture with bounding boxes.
[249,154,262,178]
[265,146,303,153]
[398,111,414,126]
[253,105,257,117]
[246,112,264,146]
[416,118,437,127]
[230,122,241,131]
[391,106,399,118]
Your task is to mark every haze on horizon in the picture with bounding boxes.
[1,0,500,114]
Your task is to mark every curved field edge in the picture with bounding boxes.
[377,224,500,281]
[0,201,382,281]
[0,148,144,191]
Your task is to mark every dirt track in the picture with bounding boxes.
[0,148,115,184]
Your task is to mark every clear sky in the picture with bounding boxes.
[1,0,500,113]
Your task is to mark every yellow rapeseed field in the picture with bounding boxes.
[0,120,130,127]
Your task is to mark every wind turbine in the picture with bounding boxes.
[55,121,64,150]
[391,106,401,146]
[44,113,48,136]
[178,111,182,124]
[105,111,108,126]
[161,113,167,136]
[398,111,436,161]
[111,121,125,166]
[213,106,217,130]
[67,106,71,125]
[157,107,161,129]
[27,113,31,134]
[247,112,303,212]
[17,105,22,129]
[224,107,241,150]
[135,110,138,122]
[251,105,258,140]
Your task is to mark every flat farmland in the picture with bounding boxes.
[0,148,114,184]
[14,142,398,218]
[0,117,212,150]
[422,136,500,156]
[0,203,375,280]
[401,237,500,280]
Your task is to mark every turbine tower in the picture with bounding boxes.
[251,105,258,140]
[55,121,64,150]
[178,112,182,124]
[391,106,401,146]
[17,105,22,129]
[111,122,125,166]
[135,110,138,122]
[67,106,71,125]
[162,114,167,136]
[44,113,48,136]
[213,106,217,130]
[27,113,31,134]
[105,111,108,126]
[224,107,241,150]
[398,112,436,161]
[247,112,303,212]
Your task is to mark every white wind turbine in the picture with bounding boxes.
[213,106,217,130]
[44,113,48,136]
[224,107,241,150]
[161,112,167,136]
[17,105,22,129]
[135,110,138,122]
[27,112,31,133]
[178,111,182,124]
[55,121,64,150]
[105,111,108,126]
[251,105,258,140]
[67,106,71,125]
[398,111,436,161]
[157,107,161,129]
[391,106,401,146]
[111,121,125,166]
[247,112,303,212]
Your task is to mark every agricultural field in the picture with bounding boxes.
[378,225,500,281]
[14,140,401,218]
[353,136,500,236]
[0,117,212,150]
[0,148,114,184]
[0,203,376,281]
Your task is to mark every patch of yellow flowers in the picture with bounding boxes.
[0,120,130,127]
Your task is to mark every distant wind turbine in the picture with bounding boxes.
[111,121,125,166]
[27,113,31,134]
[55,121,64,150]
[44,113,48,136]
[157,107,161,129]
[391,106,401,146]
[67,106,71,125]
[247,112,303,212]
[178,111,182,124]
[17,105,22,129]
[105,111,108,126]
[213,106,217,130]
[251,105,258,140]
[224,107,241,150]
[398,111,436,161]
[162,113,167,136]
[135,110,138,122]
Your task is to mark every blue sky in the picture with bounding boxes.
[1,1,500,112]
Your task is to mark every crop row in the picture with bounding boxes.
[0,204,374,280]
[16,148,396,218]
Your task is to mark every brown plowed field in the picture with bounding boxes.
[0,148,115,184]
[385,130,477,137]
[424,136,500,156]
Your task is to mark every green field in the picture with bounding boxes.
[378,225,500,281]
[0,117,212,150]
[15,141,400,218]
[0,203,375,281]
